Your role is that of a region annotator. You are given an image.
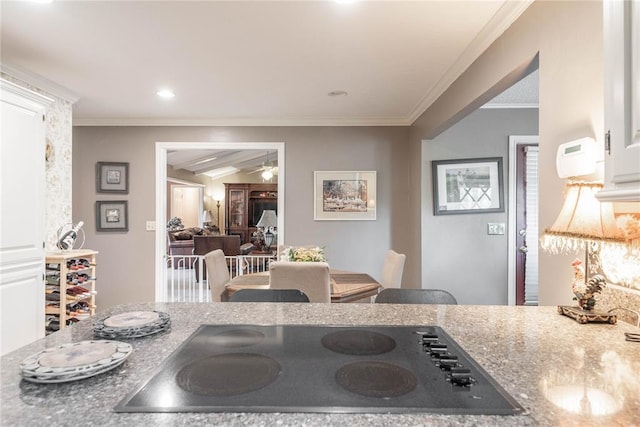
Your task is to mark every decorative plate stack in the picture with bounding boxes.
[93,310,171,339]
[20,340,132,384]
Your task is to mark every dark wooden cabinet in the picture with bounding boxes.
[224,183,277,244]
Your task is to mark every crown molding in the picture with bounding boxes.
[406,0,535,124]
[480,103,538,109]
[1,77,54,107]
[0,63,80,103]
[72,116,412,127]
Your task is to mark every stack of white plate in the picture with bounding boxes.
[93,310,171,339]
[20,340,132,384]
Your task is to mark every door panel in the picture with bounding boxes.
[0,81,49,355]
[515,143,539,305]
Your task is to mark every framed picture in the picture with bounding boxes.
[314,171,376,220]
[432,157,504,215]
[96,162,129,193]
[96,201,128,232]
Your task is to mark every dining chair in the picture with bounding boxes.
[228,289,310,303]
[375,288,458,304]
[203,249,231,302]
[194,235,241,281]
[380,249,406,288]
[269,261,331,303]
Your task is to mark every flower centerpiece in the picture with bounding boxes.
[281,246,326,262]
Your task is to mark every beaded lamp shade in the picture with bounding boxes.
[541,181,625,254]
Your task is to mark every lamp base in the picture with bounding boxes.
[557,305,617,325]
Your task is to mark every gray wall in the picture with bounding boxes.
[73,126,410,311]
[409,0,604,306]
[421,108,539,305]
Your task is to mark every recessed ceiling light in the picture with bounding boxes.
[328,90,348,97]
[156,89,175,99]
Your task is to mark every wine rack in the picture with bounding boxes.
[45,250,98,333]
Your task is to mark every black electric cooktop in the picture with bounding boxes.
[115,324,524,415]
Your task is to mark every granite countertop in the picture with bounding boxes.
[2,303,639,426]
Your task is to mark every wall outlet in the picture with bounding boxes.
[146,221,156,231]
[487,223,505,235]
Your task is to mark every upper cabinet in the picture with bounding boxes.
[599,0,640,202]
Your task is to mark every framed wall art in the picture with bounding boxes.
[96,162,129,193]
[432,157,504,215]
[314,171,376,220]
[96,200,129,232]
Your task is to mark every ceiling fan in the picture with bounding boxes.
[248,151,278,181]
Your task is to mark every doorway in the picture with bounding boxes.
[154,142,285,302]
[507,135,539,305]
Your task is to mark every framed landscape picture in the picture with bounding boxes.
[314,171,376,220]
[432,157,504,215]
[96,200,129,232]
[96,162,129,193]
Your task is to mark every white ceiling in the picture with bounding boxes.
[2,1,537,177]
[1,0,534,128]
[167,148,278,177]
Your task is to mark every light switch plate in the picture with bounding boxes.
[146,221,156,231]
[487,223,505,235]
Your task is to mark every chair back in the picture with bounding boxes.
[229,289,310,303]
[380,250,406,288]
[203,249,231,302]
[269,261,331,303]
[375,288,458,305]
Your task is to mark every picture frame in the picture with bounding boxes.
[432,157,504,215]
[96,201,129,232]
[96,162,129,193]
[314,171,377,220]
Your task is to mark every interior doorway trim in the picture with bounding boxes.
[155,141,285,302]
[507,135,538,305]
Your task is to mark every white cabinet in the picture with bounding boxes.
[599,0,640,202]
[0,79,52,355]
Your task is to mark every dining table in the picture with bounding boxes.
[224,269,382,303]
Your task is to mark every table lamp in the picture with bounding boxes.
[541,180,625,323]
[256,210,277,251]
[201,210,213,229]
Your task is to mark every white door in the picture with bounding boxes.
[171,185,203,228]
[0,80,51,355]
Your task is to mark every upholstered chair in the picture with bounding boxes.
[268,261,331,303]
[380,249,406,288]
[203,249,231,302]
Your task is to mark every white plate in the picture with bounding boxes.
[103,311,160,328]
[20,340,132,382]
[21,358,128,384]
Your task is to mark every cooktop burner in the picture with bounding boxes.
[176,353,280,396]
[115,325,524,415]
[321,330,396,355]
[335,361,417,398]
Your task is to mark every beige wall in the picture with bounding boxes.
[72,126,410,311]
[411,0,604,306]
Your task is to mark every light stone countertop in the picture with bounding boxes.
[2,303,639,426]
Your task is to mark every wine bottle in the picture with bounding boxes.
[57,221,84,250]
